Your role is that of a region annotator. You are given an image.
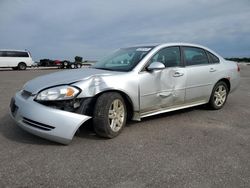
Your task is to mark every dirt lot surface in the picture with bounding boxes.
[0,66,249,187]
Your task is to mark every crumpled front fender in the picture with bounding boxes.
[10,91,91,144]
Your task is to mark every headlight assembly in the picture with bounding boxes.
[35,86,80,101]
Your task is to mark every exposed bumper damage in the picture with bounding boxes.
[10,91,91,144]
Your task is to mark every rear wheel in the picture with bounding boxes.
[76,63,82,68]
[209,81,228,110]
[93,92,127,138]
[63,61,68,69]
[18,62,26,70]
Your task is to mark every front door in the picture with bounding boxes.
[139,46,186,114]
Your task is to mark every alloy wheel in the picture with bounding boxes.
[108,99,125,132]
[214,85,227,107]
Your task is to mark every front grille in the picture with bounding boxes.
[22,117,55,131]
[21,90,32,99]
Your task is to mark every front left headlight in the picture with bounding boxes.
[35,85,80,101]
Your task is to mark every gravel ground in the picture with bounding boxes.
[0,66,249,188]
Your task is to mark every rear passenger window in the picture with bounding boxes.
[17,52,29,57]
[6,51,29,57]
[207,51,220,63]
[22,52,29,57]
[0,51,5,57]
[6,52,15,57]
[183,47,209,66]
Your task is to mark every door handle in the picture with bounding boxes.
[210,68,216,72]
[173,71,184,77]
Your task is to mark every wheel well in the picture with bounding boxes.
[217,78,231,92]
[94,90,134,120]
[18,62,27,66]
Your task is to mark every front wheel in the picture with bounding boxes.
[93,92,127,138]
[209,81,229,110]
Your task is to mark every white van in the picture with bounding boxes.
[0,50,33,70]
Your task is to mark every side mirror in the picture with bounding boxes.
[147,62,165,71]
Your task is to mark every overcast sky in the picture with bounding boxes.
[0,0,249,61]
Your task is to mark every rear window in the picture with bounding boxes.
[207,51,220,63]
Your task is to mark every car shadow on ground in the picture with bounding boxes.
[1,105,208,145]
[75,120,107,140]
[76,104,208,139]
[0,114,60,146]
[127,104,208,125]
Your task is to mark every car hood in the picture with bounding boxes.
[23,68,119,94]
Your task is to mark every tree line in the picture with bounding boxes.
[225,57,250,62]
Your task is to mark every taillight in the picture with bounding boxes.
[237,63,240,72]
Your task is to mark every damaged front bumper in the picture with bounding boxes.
[10,91,91,144]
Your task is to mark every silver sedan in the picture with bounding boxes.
[10,43,240,144]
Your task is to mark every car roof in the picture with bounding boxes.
[127,42,222,58]
[157,42,211,49]
[0,49,28,52]
[128,42,208,49]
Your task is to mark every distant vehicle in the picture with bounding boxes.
[39,59,59,67]
[54,60,61,66]
[10,43,240,144]
[0,50,33,70]
[31,61,39,68]
[60,60,82,69]
[38,59,83,69]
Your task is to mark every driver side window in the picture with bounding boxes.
[149,46,181,68]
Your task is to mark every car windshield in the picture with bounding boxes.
[93,46,154,72]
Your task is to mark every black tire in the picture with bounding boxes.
[63,61,68,69]
[70,64,75,69]
[18,62,26,70]
[209,81,229,110]
[93,92,127,138]
[76,63,82,69]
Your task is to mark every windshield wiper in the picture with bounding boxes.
[92,67,115,71]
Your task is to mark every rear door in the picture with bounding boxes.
[182,46,219,103]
